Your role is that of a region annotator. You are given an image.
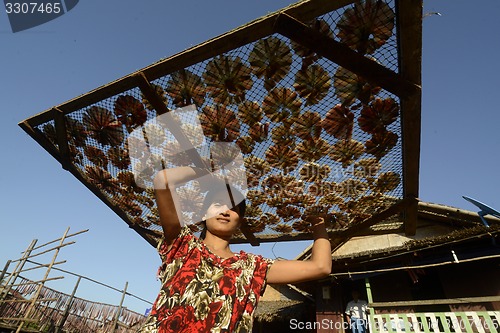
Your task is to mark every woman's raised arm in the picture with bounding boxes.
[266,219,332,284]
[153,166,209,245]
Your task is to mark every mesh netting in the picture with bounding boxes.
[35,0,403,242]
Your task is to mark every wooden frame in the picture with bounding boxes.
[19,0,423,245]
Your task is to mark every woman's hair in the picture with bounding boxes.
[199,184,246,239]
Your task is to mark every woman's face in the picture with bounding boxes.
[204,191,241,238]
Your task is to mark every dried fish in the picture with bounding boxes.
[249,36,292,90]
[337,0,395,54]
[293,64,331,106]
[83,106,124,147]
[165,69,206,107]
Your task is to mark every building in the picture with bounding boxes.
[289,201,500,333]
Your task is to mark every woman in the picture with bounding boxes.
[139,166,331,332]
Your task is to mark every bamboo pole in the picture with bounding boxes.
[19,260,66,273]
[0,317,39,322]
[55,276,81,333]
[112,281,128,333]
[25,241,75,259]
[29,229,88,252]
[0,298,58,303]
[10,276,64,287]
[0,260,11,285]
[16,227,70,333]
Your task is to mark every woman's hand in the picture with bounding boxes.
[266,216,331,284]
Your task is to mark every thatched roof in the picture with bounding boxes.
[254,300,307,322]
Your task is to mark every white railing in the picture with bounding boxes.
[369,311,500,333]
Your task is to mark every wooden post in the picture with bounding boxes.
[396,0,423,236]
[16,227,70,333]
[365,278,377,333]
[112,281,128,333]
[365,278,373,304]
[55,276,81,333]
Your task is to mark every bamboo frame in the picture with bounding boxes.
[0,229,148,333]
[15,228,71,333]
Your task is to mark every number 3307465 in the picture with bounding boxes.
[5,2,62,14]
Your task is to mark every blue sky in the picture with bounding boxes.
[1,0,499,314]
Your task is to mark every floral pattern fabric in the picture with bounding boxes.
[138,226,273,333]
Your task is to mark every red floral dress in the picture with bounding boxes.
[138,226,273,333]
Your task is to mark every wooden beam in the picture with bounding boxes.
[134,72,169,115]
[274,13,420,99]
[53,107,72,170]
[239,224,260,247]
[5,196,484,251]
[397,0,423,236]
[128,224,162,248]
[18,120,64,170]
[0,318,38,323]
[283,0,356,22]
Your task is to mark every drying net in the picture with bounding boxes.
[34,0,403,243]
